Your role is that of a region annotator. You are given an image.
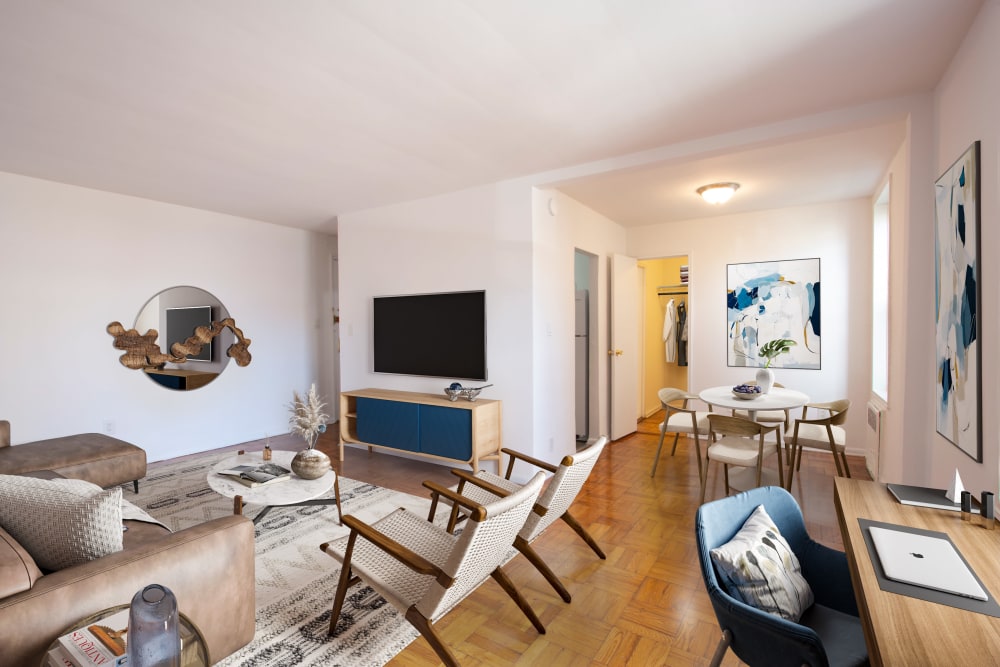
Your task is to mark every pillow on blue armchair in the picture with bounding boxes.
[710,504,814,621]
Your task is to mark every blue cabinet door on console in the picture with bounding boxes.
[418,405,472,461]
[356,398,420,452]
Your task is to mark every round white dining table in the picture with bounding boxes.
[698,385,810,420]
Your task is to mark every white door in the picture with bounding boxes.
[610,254,641,440]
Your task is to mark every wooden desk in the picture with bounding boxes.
[834,477,1000,665]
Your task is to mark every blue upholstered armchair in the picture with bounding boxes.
[695,486,868,667]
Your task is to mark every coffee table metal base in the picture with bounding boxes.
[234,477,343,524]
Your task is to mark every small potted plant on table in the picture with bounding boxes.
[288,384,331,479]
[756,338,796,393]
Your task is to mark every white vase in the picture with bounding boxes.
[755,367,774,394]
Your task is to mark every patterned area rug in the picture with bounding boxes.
[127,452,436,666]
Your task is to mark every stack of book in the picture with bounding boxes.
[679,264,689,284]
[50,608,128,666]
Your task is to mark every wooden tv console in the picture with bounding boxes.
[339,388,502,473]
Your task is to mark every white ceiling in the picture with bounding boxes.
[554,120,909,227]
[0,1,983,233]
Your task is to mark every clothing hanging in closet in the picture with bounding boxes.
[663,298,677,363]
[676,301,688,366]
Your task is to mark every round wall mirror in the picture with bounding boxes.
[133,286,234,391]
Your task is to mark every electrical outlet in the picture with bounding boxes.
[102,420,115,435]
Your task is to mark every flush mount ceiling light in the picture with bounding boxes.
[697,182,740,205]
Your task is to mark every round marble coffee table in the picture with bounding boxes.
[208,450,342,525]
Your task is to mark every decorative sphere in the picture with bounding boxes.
[449,382,463,390]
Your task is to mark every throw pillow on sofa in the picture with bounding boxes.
[0,474,123,571]
[709,504,814,621]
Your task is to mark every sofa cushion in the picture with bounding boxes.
[0,475,123,571]
[710,504,814,621]
[0,432,147,490]
[0,524,43,598]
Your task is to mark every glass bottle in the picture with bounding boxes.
[263,434,272,461]
[127,584,181,667]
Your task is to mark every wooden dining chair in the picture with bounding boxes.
[732,380,791,459]
[651,387,712,479]
[788,400,851,487]
[704,414,783,502]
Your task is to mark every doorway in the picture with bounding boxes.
[575,249,599,444]
[637,256,690,418]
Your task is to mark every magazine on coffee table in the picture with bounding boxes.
[218,462,292,487]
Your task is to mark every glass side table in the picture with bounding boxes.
[43,603,209,667]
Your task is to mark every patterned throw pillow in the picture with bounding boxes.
[709,504,814,621]
[0,475,123,571]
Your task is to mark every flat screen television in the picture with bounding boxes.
[165,305,213,362]
[373,290,486,381]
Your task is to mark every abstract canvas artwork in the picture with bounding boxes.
[727,258,820,369]
[935,141,981,461]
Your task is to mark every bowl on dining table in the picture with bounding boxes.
[731,384,763,400]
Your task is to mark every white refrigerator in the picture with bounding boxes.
[575,290,589,441]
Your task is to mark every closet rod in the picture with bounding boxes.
[657,283,689,296]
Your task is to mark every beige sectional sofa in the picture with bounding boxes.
[0,420,257,664]
[0,512,256,664]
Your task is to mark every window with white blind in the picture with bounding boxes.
[872,183,890,401]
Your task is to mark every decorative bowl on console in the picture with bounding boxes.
[443,383,493,402]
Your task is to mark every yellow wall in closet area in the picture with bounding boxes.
[638,256,689,418]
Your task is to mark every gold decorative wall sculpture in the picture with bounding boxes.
[107,317,252,370]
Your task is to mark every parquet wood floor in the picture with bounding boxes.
[241,413,870,666]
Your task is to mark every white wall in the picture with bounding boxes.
[626,200,873,452]
[336,180,539,471]
[547,191,628,446]
[930,0,1000,495]
[0,171,335,462]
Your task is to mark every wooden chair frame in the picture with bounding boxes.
[704,414,783,502]
[443,439,607,603]
[651,388,712,480]
[789,399,851,487]
[732,380,792,462]
[322,477,545,667]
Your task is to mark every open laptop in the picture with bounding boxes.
[869,526,988,601]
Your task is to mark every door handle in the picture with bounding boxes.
[607,349,623,357]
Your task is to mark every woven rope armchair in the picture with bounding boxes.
[445,436,608,603]
[321,471,546,667]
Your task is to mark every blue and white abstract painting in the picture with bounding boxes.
[935,141,981,461]
[727,258,820,369]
